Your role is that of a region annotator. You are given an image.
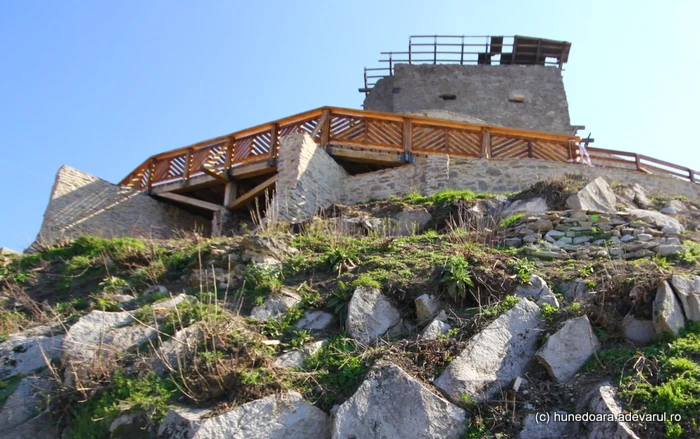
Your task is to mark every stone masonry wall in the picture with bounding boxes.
[273,133,349,221]
[333,157,700,207]
[364,64,572,133]
[31,166,210,250]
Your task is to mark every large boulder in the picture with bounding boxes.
[519,412,571,439]
[0,375,57,439]
[661,199,688,215]
[584,383,641,439]
[250,289,301,321]
[670,275,700,321]
[294,310,335,332]
[157,391,330,439]
[415,294,443,323]
[622,316,655,345]
[566,177,617,213]
[346,287,406,343]
[653,281,685,335]
[0,330,64,380]
[152,324,205,374]
[332,361,466,439]
[618,183,651,209]
[434,299,543,402]
[419,316,451,341]
[273,340,325,369]
[514,275,560,308]
[626,209,685,235]
[536,316,600,382]
[501,198,549,216]
[386,208,432,236]
[63,311,158,381]
[241,235,298,265]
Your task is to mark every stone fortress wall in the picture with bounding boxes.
[30,166,210,251]
[33,136,700,250]
[364,64,572,134]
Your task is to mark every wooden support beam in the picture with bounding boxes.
[327,146,407,165]
[223,181,237,207]
[311,109,329,140]
[227,174,279,210]
[229,160,277,179]
[527,141,533,158]
[202,167,229,183]
[156,192,223,212]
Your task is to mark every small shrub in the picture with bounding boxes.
[679,241,700,266]
[303,336,368,410]
[540,302,559,324]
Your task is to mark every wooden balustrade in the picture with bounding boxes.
[120,106,699,191]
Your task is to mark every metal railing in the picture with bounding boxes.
[362,35,571,90]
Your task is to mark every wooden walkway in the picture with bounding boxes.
[120,106,698,210]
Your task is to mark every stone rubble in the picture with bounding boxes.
[502,202,689,262]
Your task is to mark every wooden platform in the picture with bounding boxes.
[120,106,698,213]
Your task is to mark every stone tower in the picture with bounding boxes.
[361,35,573,134]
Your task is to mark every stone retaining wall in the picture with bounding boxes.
[335,156,700,206]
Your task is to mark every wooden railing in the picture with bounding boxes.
[120,106,698,190]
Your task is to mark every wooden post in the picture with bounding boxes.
[527,141,533,158]
[320,109,331,148]
[481,130,491,158]
[689,169,696,183]
[567,140,575,161]
[268,123,279,164]
[402,117,412,161]
[635,154,641,171]
[183,148,192,183]
[224,136,234,169]
[147,158,155,192]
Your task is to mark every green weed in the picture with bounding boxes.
[440,255,474,300]
[66,371,176,439]
[499,213,523,228]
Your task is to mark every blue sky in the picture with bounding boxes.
[1,0,699,251]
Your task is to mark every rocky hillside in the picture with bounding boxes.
[1,174,699,439]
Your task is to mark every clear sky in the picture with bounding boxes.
[1,0,699,252]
